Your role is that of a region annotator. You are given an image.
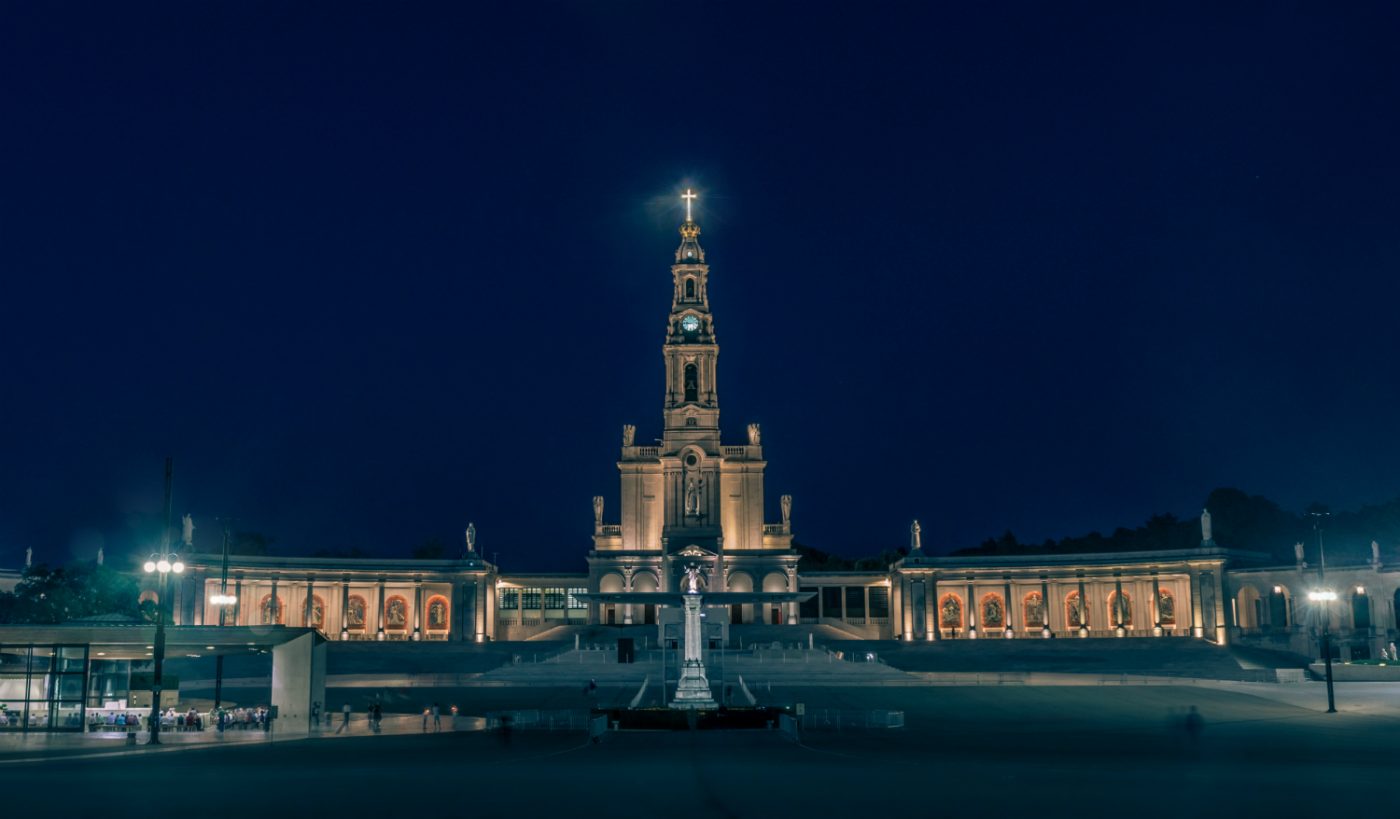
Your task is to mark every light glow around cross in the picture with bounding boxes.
[682,188,697,222]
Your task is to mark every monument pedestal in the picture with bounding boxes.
[671,594,717,710]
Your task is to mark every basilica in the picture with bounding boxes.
[149,196,1397,664]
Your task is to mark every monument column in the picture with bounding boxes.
[1077,575,1088,635]
[787,566,799,625]
[305,579,315,628]
[414,583,424,641]
[1213,570,1229,644]
[1151,575,1162,634]
[376,580,386,641]
[623,566,635,625]
[926,575,937,640]
[340,580,351,640]
[1189,569,1204,638]
[193,573,205,626]
[1004,579,1013,636]
[233,578,243,626]
[966,580,977,638]
[1040,578,1050,635]
[1114,575,1124,633]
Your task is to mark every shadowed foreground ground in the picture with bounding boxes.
[5,686,1393,818]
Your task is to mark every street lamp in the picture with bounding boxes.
[1308,589,1338,713]
[143,456,182,746]
[144,549,184,743]
[209,521,237,712]
[1308,508,1336,714]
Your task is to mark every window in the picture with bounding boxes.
[868,587,890,619]
[845,587,866,619]
[521,589,542,610]
[544,588,567,609]
[821,587,842,617]
[684,364,698,402]
[567,588,588,610]
[499,589,519,610]
[799,587,819,619]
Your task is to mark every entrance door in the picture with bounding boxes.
[771,606,783,625]
[606,606,616,625]
[731,604,742,624]
[644,604,656,625]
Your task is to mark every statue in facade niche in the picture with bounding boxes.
[685,475,705,516]
[683,564,703,594]
[622,424,636,447]
[182,513,195,547]
[983,597,1003,628]
[747,423,761,446]
[940,596,961,628]
[780,494,792,529]
[593,496,605,531]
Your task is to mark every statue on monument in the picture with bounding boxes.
[622,424,636,447]
[97,547,104,566]
[182,513,195,547]
[1200,508,1212,543]
[1372,540,1381,565]
[593,496,605,531]
[25,547,32,568]
[910,519,922,552]
[780,494,792,529]
[1295,541,1305,564]
[465,523,477,555]
[747,423,761,446]
[683,563,703,594]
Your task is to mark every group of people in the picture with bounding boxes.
[214,706,271,731]
[335,701,384,733]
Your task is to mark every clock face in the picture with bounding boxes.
[681,315,700,333]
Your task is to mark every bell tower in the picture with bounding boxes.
[662,190,720,451]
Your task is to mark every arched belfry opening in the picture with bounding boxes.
[684,363,698,402]
[685,278,695,299]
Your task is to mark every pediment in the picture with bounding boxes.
[675,544,717,559]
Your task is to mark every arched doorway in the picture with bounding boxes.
[1352,589,1371,631]
[762,571,788,624]
[633,571,659,624]
[728,571,754,624]
[1236,586,1262,630]
[599,572,624,625]
[1268,586,1289,630]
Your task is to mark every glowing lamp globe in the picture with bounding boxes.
[156,559,171,574]
[144,560,157,573]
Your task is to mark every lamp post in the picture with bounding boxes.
[143,458,184,745]
[208,521,238,711]
[1308,508,1336,714]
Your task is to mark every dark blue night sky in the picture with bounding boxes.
[3,2,1399,571]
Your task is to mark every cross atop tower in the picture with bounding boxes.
[682,188,697,222]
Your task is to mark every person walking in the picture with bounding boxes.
[422,707,430,732]
[337,703,351,734]
[432,702,441,732]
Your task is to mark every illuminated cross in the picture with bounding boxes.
[682,188,697,222]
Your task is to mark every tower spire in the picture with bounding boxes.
[662,188,718,449]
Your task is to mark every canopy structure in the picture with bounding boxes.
[575,592,813,606]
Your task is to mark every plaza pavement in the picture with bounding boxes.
[1,684,1394,818]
